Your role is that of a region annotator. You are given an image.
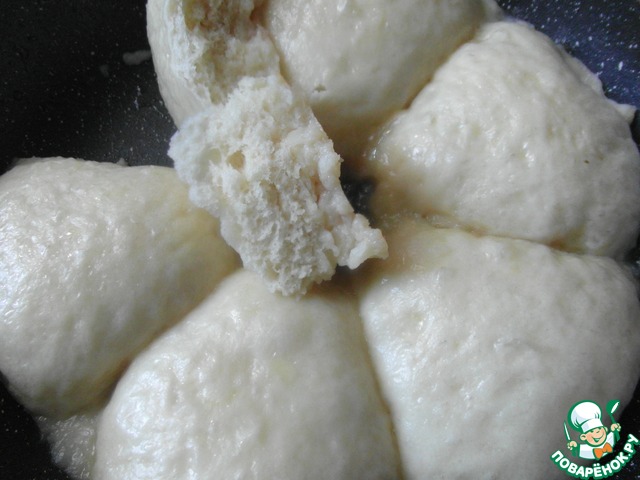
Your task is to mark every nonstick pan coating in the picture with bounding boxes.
[1,1,639,478]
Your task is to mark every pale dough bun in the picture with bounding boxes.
[37,410,101,480]
[170,75,387,296]
[255,0,500,160]
[149,0,387,295]
[363,21,640,258]
[353,217,640,479]
[0,158,239,417]
[94,269,399,480]
[146,0,281,126]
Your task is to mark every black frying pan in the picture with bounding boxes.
[1,1,639,478]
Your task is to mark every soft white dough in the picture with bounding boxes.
[149,0,387,295]
[364,21,640,258]
[257,0,500,160]
[0,158,239,417]
[37,410,101,480]
[354,217,640,479]
[148,0,499,157]
[146,0,281,126]
[94,270,400,480]
[170,75,387,296]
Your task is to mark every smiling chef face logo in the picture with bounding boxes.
[565,401,621,461]
[550,399,640,479]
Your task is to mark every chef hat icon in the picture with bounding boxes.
[568,401,604,434]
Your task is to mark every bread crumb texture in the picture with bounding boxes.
[170,75,387,296]
[149,0,387,296]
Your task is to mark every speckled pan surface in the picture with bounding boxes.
[0,1,639,479]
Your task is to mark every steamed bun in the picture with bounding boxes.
[354,217,640,479]
[146,0,281,126]
[148,0,387,295]
[363,21,640,258]
[94,270,399,480]
[37,410,101,480]
[0,158,239,417]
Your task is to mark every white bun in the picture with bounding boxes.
[95,270,400,480]
[355,217,640,479]
[0,158,239,417]
[148,0,387,295]
[364,21,640,258]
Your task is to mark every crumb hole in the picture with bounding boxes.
[229,151,245,171]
